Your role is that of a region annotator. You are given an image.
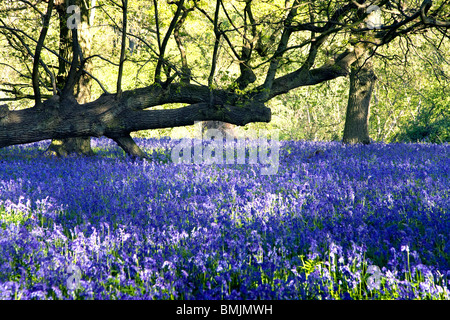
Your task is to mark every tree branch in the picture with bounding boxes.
[420,0,450,27]
[116,0,128,98]
[261,0,300,98]
[173,2,194,84]
[0,90,270,148]
[61,24,83,97]
[154,0,185,84]
[208,0,222,90]
[267,42,372,99]
[32,0,54,107]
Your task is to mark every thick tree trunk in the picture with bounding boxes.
[47,0,93,157]
[0,84,271,151]
[46,137,93,156]
[342,57,377,144]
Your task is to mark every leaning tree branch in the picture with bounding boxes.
[267,41,372,99]
[0,84,271,149]
[235,0,257,90]
[153,0,162,52]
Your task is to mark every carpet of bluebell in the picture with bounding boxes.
[0,138,449,300]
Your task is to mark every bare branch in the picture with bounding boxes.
[32,0,55,106]
[117,0,128,98]
[173,4,194,84]
[261,0,300,97]
[208,0,222,90]
[420,0,450,27]
[0,21,108,95]
[153,0,162,51]
[195,2,242,62]
[154,0,185,84]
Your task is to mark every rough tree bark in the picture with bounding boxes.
[343,55,377,144]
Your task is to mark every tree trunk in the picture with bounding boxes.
[46,137,93,157]
[342,56,377,144]
[46,0,93,157]
[0,84,271,150]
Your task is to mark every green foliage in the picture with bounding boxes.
[394,115,450,144]
[0,205,32,229]
[369,33,450,144]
